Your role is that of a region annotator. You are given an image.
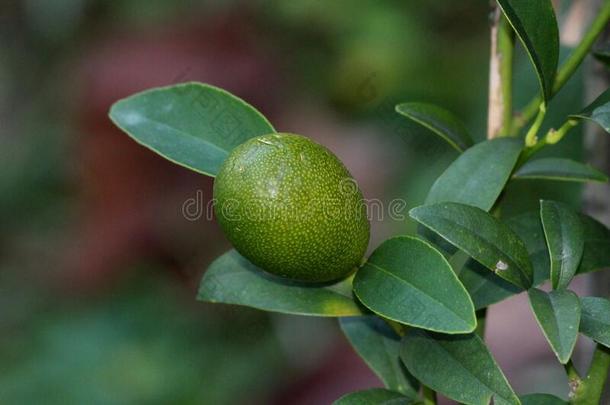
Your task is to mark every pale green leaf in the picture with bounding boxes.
[109,82,275,177]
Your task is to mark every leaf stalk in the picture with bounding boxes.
[524,104,546,147]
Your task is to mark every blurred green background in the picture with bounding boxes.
[0,1,604,403]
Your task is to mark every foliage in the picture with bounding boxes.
[110,0,610,403]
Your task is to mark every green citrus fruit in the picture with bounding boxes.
[213,133,370,282]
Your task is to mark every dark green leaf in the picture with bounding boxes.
[425,138,522,211]
[528,289,581,364]
[198,250,362,316]
[400,329,520,405]
[333,388,415,405]
[109,82,275,177]
[353,236,476,334]
[540,200,584,289]
[459,260,522,310]
[520,393,568,405]
[593,48,610,67]
[508,212,551,285]
[497,0,559,102]
[395,102,474,152]
[460,212,549,309]
[410,202,533,289]
[570,87,610,132]
[577,214,610,274]
[513,158,608,183]
[580,297,610,348]
[339,316,419,396]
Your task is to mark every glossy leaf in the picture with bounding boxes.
[520,393,568,405]
[459,260,522,310]
[395,102,474,152]
[513,158,608,183]
[339,316,419,396]
[353,236,476,334]
[577,214,610,274]
[109,82,275,177]
[528,289,581,364]
[497,0,559,102]
[570,87,610,132]
[460,212,550,309]
[333,388,415,405]
[410,202,533,289]
[198,250,362,316]
[540,200,584,290]
[400,329,520,405]
[580,297,610,348]
[425,138,522,211]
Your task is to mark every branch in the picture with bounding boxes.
[487,4,515,139]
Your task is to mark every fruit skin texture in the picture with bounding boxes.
[213,133,370,282]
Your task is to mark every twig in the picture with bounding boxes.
[572,345,610,404]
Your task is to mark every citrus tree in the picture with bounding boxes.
[109,1,610,403]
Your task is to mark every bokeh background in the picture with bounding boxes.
[1,1,609,403]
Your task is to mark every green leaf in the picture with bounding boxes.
[353,236,476,334]
[425,138,523,211]
[528,289,581,364]
[395,102,474,152]
[540,200,584,290]
[570,87,610,132]
[508,213,551,285]
[109,82,275,177]
[339,316,419,397]
[580,297,610,348]
[333,388,415,405]
[513,158,608,183]
[198,250,362,316]
[577,214,610,274]
[497,0,559,102]
[400,329,520,405]
[460,212,550,309]
[410,202,533,289]
[520,393,568,405]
